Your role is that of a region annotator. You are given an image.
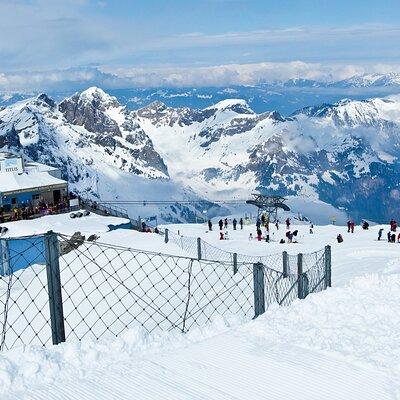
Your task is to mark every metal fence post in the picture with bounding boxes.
[253,262,265,318]
[282,251,288,278]
[164,228,169,243]
[0,239,10,276]
[197,237,202,260]
[297,253,308,299]
[233,252,238,275]
[44,231,66,345]
[325,245,332,288]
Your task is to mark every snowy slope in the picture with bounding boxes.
[136,95,400,222]
[1,220,400,399]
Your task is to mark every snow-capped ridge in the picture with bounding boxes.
[205,98,254,114]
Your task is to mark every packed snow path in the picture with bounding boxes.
[3,332,393,400]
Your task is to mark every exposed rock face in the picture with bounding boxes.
[2,88,400,222]
[0,88,169,193]
[135,96,400,222]
[59,87,122,136]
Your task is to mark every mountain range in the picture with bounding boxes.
[3,72,400,115]
[1,85,400,222]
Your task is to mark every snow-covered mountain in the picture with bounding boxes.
[1,87,400,222]
[3,73,400,116]
[135,95,400,222]
[331,73,400,88]
[0,88,225,222]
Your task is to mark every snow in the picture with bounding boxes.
[0,211,130,238]
[1,216,400,397]
[205,98,251,111]
[321,170,336,185]
[0,170,67,194]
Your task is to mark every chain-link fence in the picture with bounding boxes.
[164,228,308,275]
[0,232,331,351]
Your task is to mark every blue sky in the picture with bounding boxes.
[0,0,400,90]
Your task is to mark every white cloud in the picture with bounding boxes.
[103,62,399,87]
[1,62,400,91]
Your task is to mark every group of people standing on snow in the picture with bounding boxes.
[253,216,303,244]
[378,219,400,243]
[207,217,245,240]
[337,218,400,244]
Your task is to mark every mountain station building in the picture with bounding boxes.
[0,152,68,211]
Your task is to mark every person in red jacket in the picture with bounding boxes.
[350,221,355,233]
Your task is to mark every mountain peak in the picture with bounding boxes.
[35,93,56,108]
[206,99,254,114]
[74,87,120,109]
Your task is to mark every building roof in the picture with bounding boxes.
[24,162,58,173]
[0,171,67,195]
[0,152,19,161]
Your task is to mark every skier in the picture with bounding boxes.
[350,221,355,233]
[240,218,244,230]
[275,220,279,230]
[208,219,212,231]
[261,214,266,225]
[337,234,343,243]
[392,233,396,243]
[347,220,351,233]
[292,230,298,243]
[257,228,262,241]
[224,230,229,240]
[285,230,292,243]
[218,219,223,230]
[219,232,224,240]
[256,219,261,230]
[224,218,228,229]
[378,228,384,241]
[285,218,290,229]
[388,231,392,242]
[233,218,237,230]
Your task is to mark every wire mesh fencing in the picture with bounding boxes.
[0,232,331,351]
[164,228,303,274]
[0,235,52,351]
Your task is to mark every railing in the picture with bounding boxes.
[81,199,129,219]
[0,232,331,351]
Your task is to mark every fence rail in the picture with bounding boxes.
[0,232,331,351]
